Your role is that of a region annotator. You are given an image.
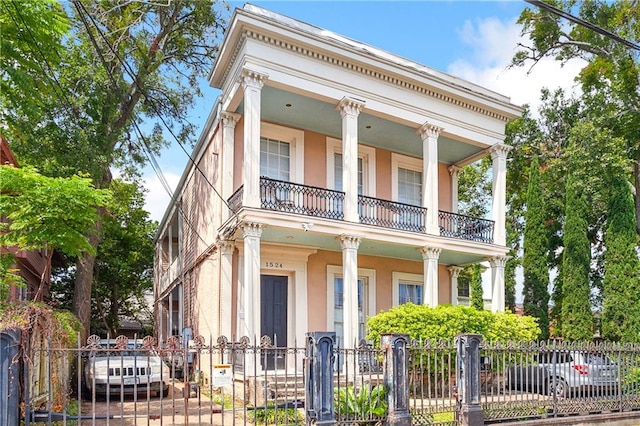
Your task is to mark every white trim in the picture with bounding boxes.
[326,137,376,197]
[326,265,376,335]
[261,122,305,183]
[392,271,424,306]
[391,153,422,202]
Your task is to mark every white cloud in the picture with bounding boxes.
[142,171,180,223]
[448,17,586,114]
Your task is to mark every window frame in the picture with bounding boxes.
[392,271,424,306]
[261,122,305,183]
[326,265,376,340]
[391,153,423,205]
[326,137,376,197]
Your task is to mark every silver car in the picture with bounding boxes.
[84,339,170,398]
[507,350,618,397]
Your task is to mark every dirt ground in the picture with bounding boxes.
[77,381,242,425]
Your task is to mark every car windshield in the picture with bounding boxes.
[582,352,612,365]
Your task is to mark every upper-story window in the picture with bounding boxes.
[334,153,363,194]
[398,168,422,205]
[260,123,305,183]
[260,137,290,181]
[326,138,376,196]
[392,153,423,206]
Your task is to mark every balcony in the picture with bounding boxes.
[228,178,494,243]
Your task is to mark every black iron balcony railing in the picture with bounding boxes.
[260,177,344,220]
[227,178,494,243]
[228,186,244,214]
[358,195,426,233]
[438,210,494,244]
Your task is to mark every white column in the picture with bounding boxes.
[240,68,268,208]
[340,234,361,348]
[168,289,174,336]
[490,144,511,246]
[490,256,507,312]
[219,240,235,339]
[337,97,364,223]
[221,111,241,221]
[448,166,461,213]
[420,247,441,307]
[419,123,442,235]
[448,266,463,306]
[242,222,262,339]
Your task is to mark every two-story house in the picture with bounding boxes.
[153,4,522,367]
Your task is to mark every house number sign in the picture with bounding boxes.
[265,261,284,268]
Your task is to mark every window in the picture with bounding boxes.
[334,153,363,195]
[326,138,376,197]
[327,266,376,346]
[398,167,422,206]
[458,277,470,298]
[399,283,422,304]
[392,272,424,306]
[260,137,290,181]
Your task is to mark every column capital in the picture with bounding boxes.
[241,222,263,239]
[489,256,508,268]
[418,122,443,140]
[240,67,268,90]
[339,234,361,250]
[420,246,441,260]
[336,97,365,118]
[221,111,241,128]
[219,240,236,255]
[447,265,464,278]
[489,144,512,160]
[448,165,462,177]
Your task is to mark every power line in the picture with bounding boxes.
[525,0,640,52]
[71,0,213,249]
[72,0,232,214]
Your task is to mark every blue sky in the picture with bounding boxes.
[143,1,585,221]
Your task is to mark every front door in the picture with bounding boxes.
[260,275,288,369]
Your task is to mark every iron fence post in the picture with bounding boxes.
[382,334,411,426]
[305,332,336,426]
[455,334,484,426]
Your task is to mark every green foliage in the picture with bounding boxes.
[0,252,25,298]
[522,156,550,339]
[601,173,640,343]
[561,171,594,341]
[469,264,484,311]
[366,304,540,344]
[248,407,304,425]
[335,384,388,418]
[0,165,111,257]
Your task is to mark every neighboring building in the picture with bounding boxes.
[0,136,51,302]
[153,4,522,372]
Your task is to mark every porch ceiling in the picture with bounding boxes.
[235,86,483,164]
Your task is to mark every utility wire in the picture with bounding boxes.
[525,0,640,52]
[71,0,213,248]
[73,0,232,214]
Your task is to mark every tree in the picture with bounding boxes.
[0,0,69,121]
[601,172,640,342]
[561,171,593,341]
[0,165,111,300]
[522,156,551,339]
[470,264,484,310]
[3,1,225,337]
[51,179,157,337]
[514,0,640,234]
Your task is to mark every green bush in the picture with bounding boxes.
[366,304,540,344]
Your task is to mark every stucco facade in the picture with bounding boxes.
[153,5,522,373]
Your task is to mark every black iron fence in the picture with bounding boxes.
[438,211,494,244]
[4,331,640,426]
